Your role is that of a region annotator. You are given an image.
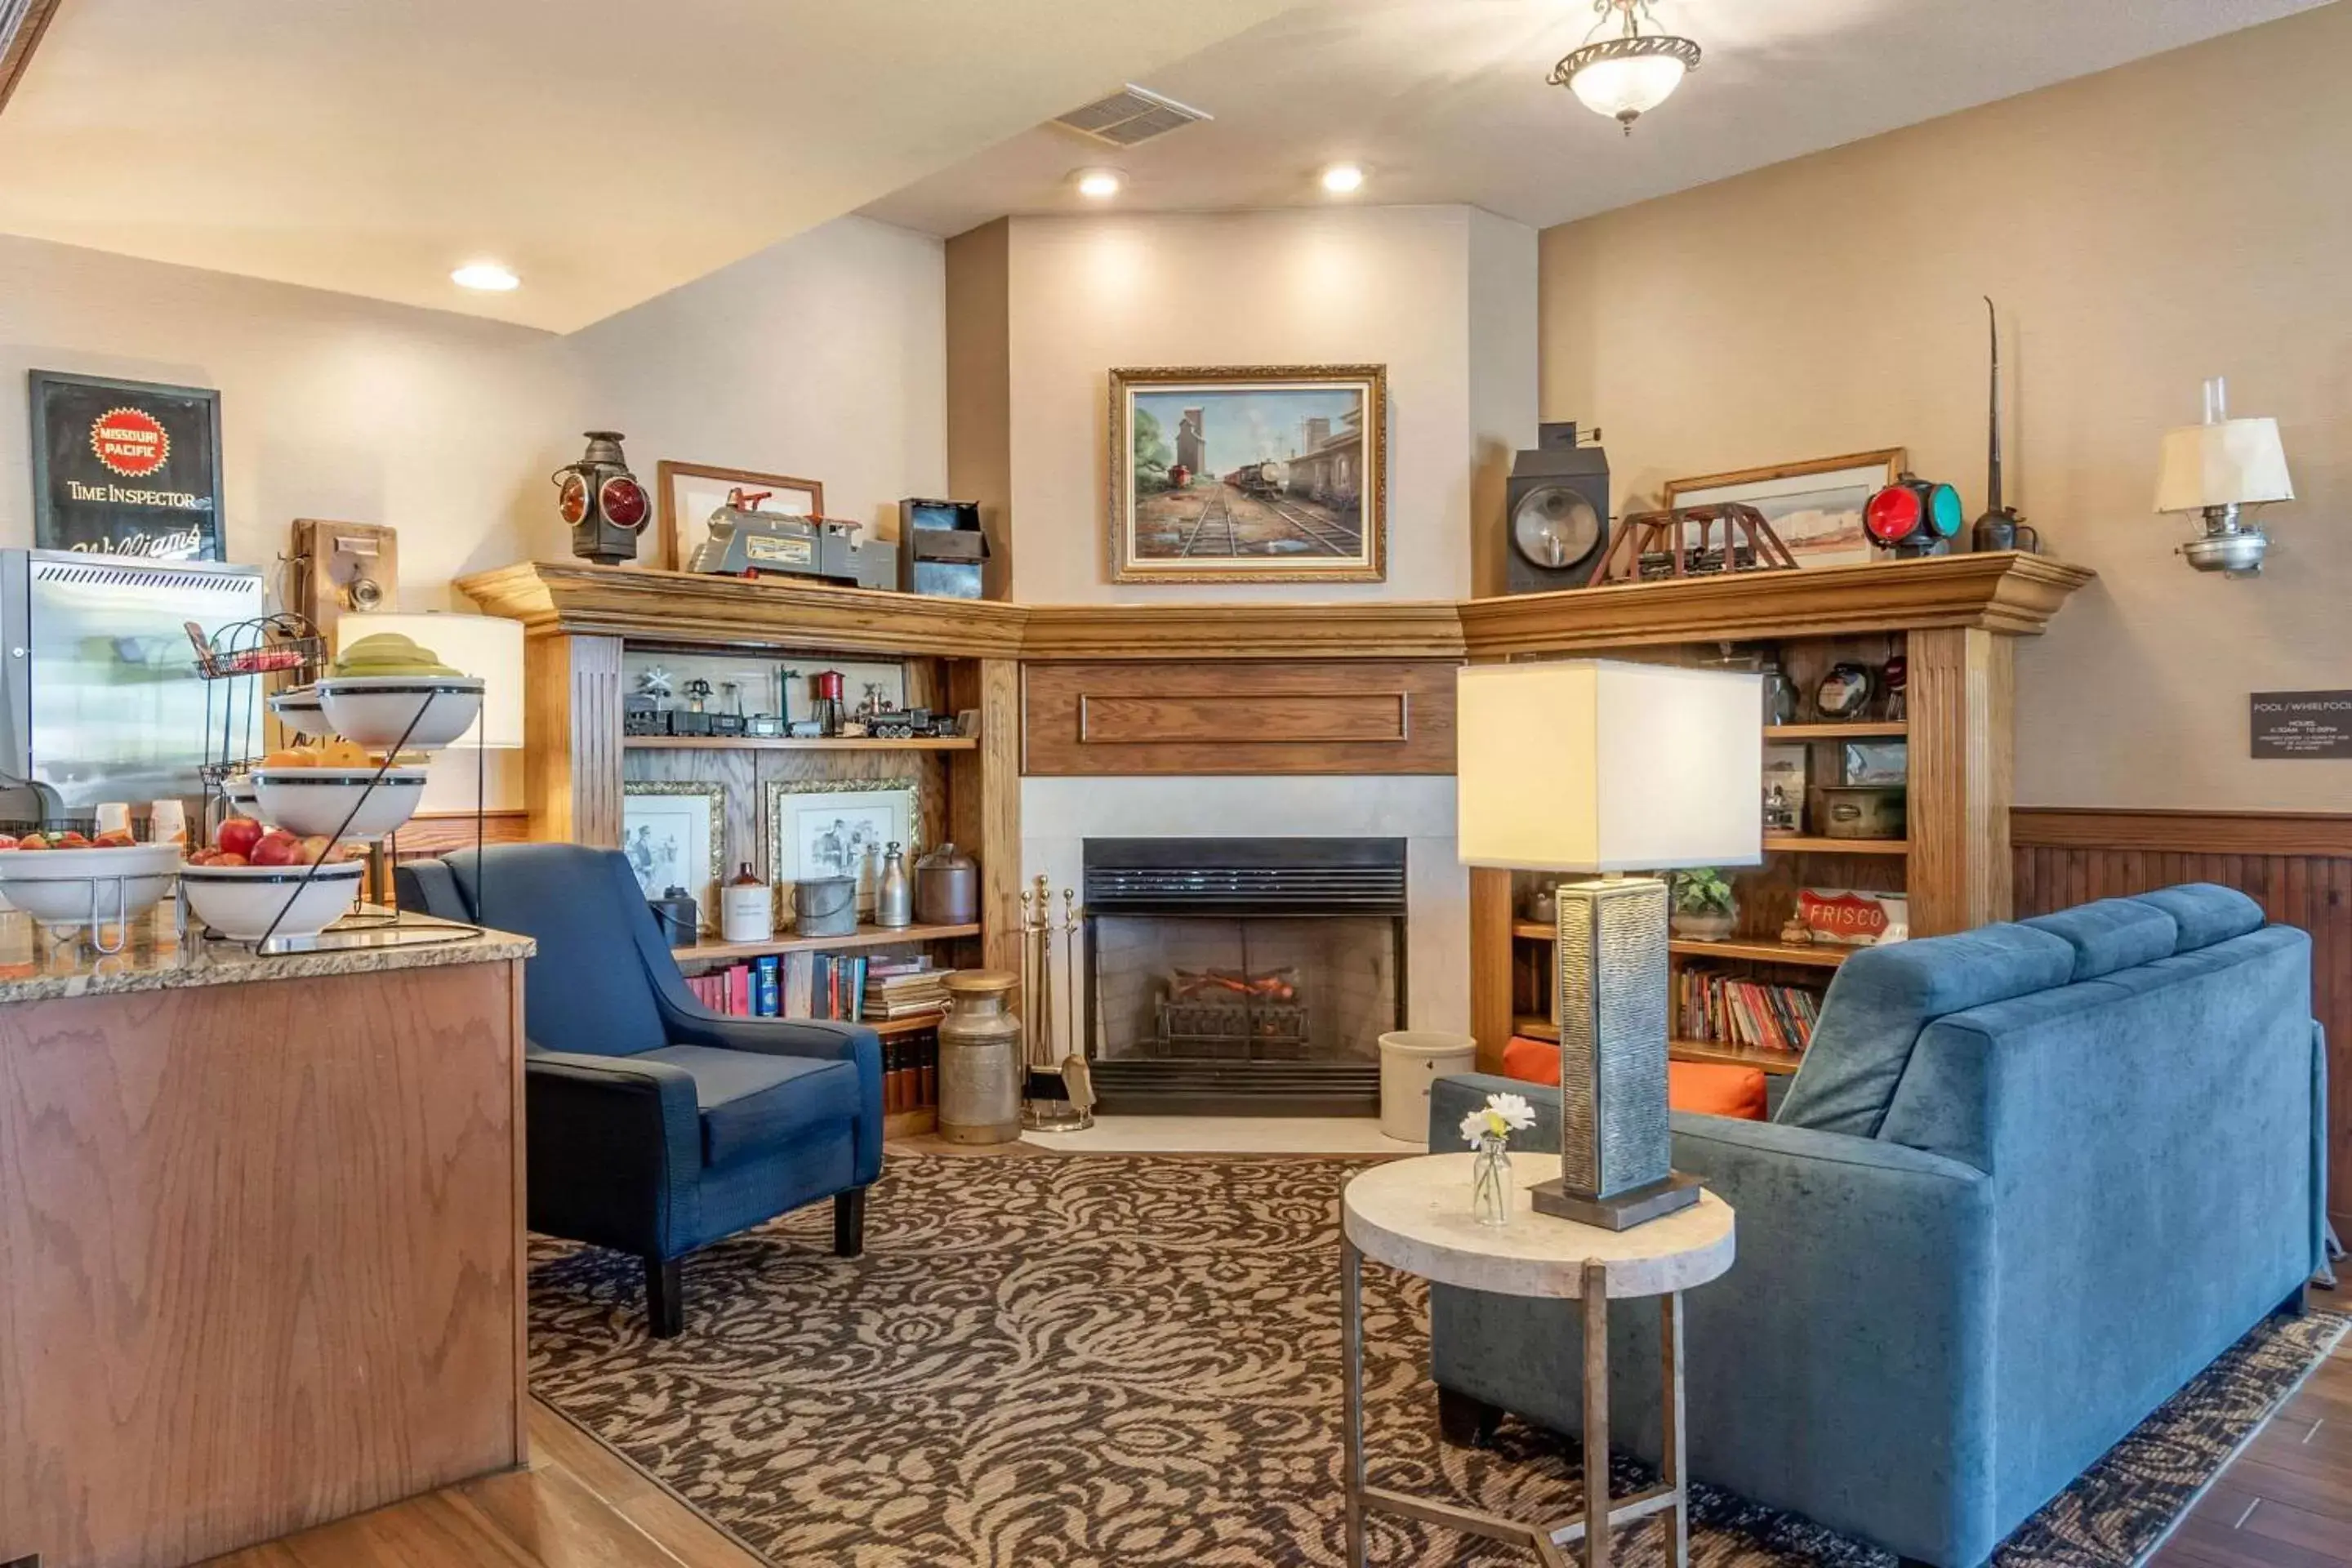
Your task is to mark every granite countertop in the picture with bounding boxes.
[0,906,535,1004]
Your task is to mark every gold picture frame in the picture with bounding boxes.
[1107,363,1388,584]
[1664,448,1905,571]
[621,780,725,932]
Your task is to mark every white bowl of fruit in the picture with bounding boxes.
[0,831,183,931]
[252,764,425,839]
[315,631,483,749]
[267,684,335,739]
[184,820,366,940]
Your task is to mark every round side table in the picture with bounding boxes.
[1340,1152,1735,1568]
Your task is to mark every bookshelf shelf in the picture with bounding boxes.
[1762,835,1909,855]
[1669,937,1848,969]
[624,735,978,753]
[1766,722,1908,740]
[674,922,979,965]
[870,1013,947,1038]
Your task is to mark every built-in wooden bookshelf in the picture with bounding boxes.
[673,922,980,966]
[624,735,976,753]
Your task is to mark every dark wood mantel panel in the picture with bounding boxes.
[1022,660,1459,776]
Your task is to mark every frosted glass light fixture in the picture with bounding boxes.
[1550,0,1702,134]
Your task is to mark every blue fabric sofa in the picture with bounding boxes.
[1428,884,2325,1567]
[399,844,884,1337]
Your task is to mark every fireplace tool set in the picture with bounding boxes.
[1020,874,1096,1132]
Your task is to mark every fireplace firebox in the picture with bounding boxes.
[1082,838,1406,1116]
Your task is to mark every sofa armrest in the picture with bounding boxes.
[524,1049,702,1258]
[1427,1072,2000,1566]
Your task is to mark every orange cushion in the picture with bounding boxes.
[1499,1036,1768,1122]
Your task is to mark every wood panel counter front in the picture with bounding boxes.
[0,913,536,1568]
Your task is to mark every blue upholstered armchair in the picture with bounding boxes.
[397,844,883,1337]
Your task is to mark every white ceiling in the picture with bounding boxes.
[861,0,2334,238]
[0,0,1298,332]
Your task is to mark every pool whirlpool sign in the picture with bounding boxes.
[28,370,225,560]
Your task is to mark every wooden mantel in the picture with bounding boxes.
[458,551,2087,662]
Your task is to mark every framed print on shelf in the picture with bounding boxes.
[764,778,917,924]
[1107,363,1387,585]
[656,460,824,572]
[622,782,725,931]
[29,370,225,560]
[1664,448,1904,571]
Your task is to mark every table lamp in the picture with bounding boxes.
[1457,660,1762,1229]
[2154,376,2293,578]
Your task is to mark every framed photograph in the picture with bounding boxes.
[1664,449,1904,571]
[764,778,917,923]
[29,371,225,560]
[1108,363,1387,584]
[656,460,823,572]
[1841,741,1909,786]
[777,659,906,727]
[622,782,725,930]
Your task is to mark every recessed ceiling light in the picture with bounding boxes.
[1075,168,1124,200]
[451,262,521,292]
[1321,163,1366,195]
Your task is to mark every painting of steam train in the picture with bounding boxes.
[1110,363,1388,584]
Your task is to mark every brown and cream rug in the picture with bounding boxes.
[528,1153,2344,1567]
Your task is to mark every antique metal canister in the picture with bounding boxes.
[913,842,979,926]
[938,971,1022,1144]
[647,885,700,947]
[793,875,858,937]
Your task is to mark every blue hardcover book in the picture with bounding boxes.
[755,955,782,1018]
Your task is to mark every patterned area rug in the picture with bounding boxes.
[528,1153,2344,1567]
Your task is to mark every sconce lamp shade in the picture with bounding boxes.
[2154,418,2294,514]
[1456,660,1763,874]
[335,612,524,749]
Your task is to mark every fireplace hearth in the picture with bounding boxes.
[1082,838,1406,1116]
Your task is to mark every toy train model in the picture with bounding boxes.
[858,706,961,741]
[688,488,897,590]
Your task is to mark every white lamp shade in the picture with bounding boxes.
[2154,417,2293,513]
[1568,51,1689,121]
[1457,661,1762,873]
[335,611,524,749]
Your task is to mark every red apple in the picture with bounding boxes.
[249,829,301,867]
[215,816,264,858]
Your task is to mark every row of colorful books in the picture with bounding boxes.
[684,952,880,1021]
[1675,971,1822,1055]
[884,1036,939,1116]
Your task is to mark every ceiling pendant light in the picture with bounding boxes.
[1549,0,1701,135]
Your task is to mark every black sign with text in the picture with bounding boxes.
[29,371,224,560]
[2251,691,2352,759]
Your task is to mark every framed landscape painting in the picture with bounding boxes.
[1108,363,1388,584]
[1664,448,1904,570]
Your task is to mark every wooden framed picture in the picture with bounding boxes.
[1107,363,1387,584]
[1664,449,1904,571]
[621,781,725,930]
[764,777,917,923]
[29,370,225,560]
[656,460,824,572]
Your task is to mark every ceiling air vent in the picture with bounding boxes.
[1052,84,1212,147]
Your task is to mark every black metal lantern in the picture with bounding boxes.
[553,430,649,565]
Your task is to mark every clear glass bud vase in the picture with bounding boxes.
[1470,1136,1512,1227]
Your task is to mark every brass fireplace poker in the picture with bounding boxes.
[1020,873,1095,1133]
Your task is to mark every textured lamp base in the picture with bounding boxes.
[1532,1169,1704,1232]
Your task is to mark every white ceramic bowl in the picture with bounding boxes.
[316,675,483,750]
[180,860,363,942]
[224,773,261,813]
[252,766,426,839]
[267,685,336,739]
[0,841,182,930]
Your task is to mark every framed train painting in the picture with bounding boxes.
[1107,363,1388,584]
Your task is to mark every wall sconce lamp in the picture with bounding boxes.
[2154,376,2293,578]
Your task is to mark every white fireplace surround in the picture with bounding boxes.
[1019,775,1468,1059]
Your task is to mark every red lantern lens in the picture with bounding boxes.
[600,476,650,529]
[1865,484,1922,543]
[556,474,590,527]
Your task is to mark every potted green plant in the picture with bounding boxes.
[1670,868,1738,942]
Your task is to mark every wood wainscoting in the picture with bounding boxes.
[2011,807,2352,1232]
[1022,660,1459,776]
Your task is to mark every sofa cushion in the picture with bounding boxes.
[637,1045,862,1167]
[1774,923,2076,1138]
[1499,1036,1766,1120]
[2134,883,2265,952]
[2020,898,2179,981]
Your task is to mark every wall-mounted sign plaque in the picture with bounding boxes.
[2251,691,2352,759]
[29,371,224,560]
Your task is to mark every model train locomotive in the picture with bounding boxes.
[688,488,897,590]
[860,706,960,741]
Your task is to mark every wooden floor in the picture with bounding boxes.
[2152,1318,2352,1568]
[202,1401,765,1568]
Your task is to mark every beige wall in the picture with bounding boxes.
[994,205,1535,604]
[1539,3,2352,811]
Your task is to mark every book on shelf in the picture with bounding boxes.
[882,1035,942,1116]
[1674,969,1822,1055]
[682,947,962,1027]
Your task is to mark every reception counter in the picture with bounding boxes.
[0,910,536,1568]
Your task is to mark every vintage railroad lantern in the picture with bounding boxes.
[553,430,651,565]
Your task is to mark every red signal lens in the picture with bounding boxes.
[1865,484,1923,543]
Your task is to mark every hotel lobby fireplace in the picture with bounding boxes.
[1082,838,1405,1116]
